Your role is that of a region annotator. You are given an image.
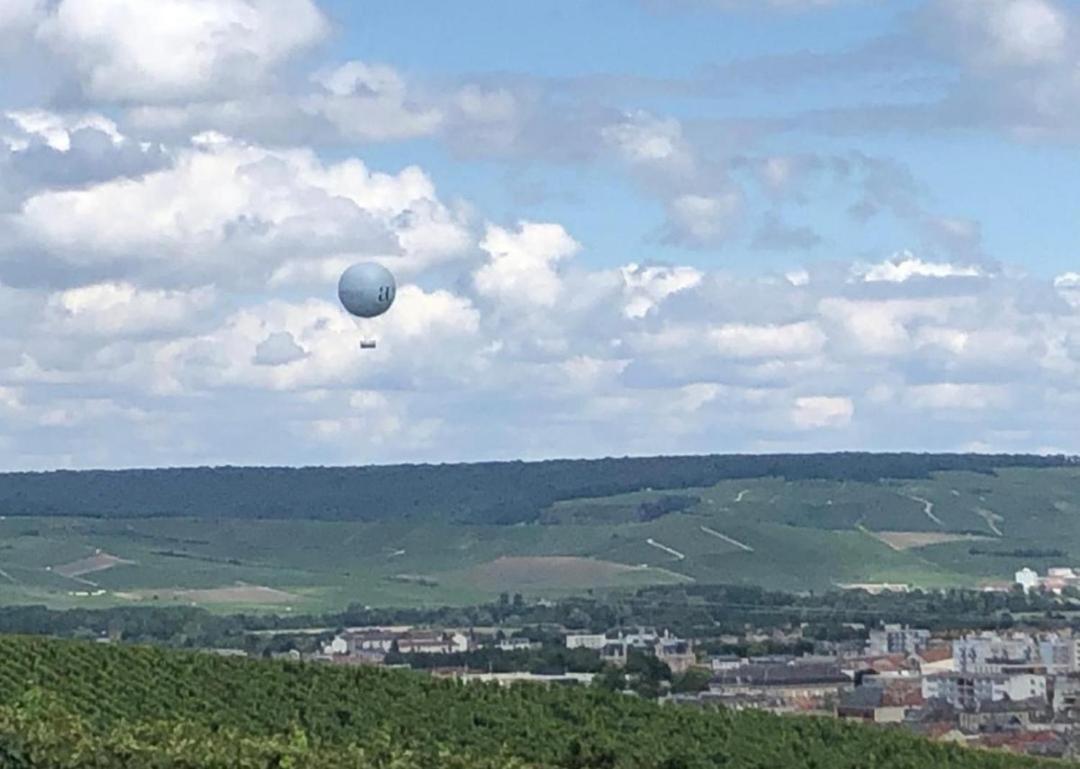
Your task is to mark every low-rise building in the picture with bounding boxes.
[709,661,853,705]
[565,633,607,650]
[922,672,1047,709]
[957,699,1048,734]
[837,685,922,724]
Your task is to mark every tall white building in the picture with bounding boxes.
[954,632,1038,674]
[866,624,930,656]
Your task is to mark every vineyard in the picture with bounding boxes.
[0,635,1068,768]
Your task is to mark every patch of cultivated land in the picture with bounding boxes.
[53,552,134,578]
[872,531,992,551]
[118,584,298,605]
[462,556,659,590]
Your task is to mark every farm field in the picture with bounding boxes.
[2,466,1080,611]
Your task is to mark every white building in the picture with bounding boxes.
[953,632,1038,674]
[323,635,349,656]
[565,633,607,650]
[1039,634,1080,674]
[923,672,1046,708]
[866,624,930,656]
[1015,568,1040,592]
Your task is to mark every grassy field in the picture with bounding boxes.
[2,466,1080,611]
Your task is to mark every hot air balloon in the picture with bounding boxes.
[338,262,396,349]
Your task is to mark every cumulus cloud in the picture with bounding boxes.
[8,133,469,288]
[37,0,328,103]
[253,330,307,366]
[475,222,580,309]
[856,251,983,283]
[306,62,444,142]
[45,282,216,337]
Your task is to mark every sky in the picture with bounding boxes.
[1,0,1080,469]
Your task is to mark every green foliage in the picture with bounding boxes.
[670,668,711,694]
[0,634,1067,768]
[0,453,1063,524]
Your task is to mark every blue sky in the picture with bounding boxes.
[2,0,1080,468]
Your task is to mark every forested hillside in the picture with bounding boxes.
[0,453,1067,523]
[0,634,1063,768]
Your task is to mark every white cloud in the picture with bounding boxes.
[5,109,123,151]
[791,396,854,429]
[856,251,983,282]
[664,192,742,247]
[45,282,215,337]
[306,61,444,142]
[0,0,42,40]
[475,222,580,309]
[602,111,693,172]
[14,134,468,286]
[905,383,1011,411]
[620,263,703,319]
[936,0,1069,69]
[37,0,328,102]
[253,330,307,366]
[709,321,826,359]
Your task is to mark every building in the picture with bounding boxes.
[1016,568,1040,592]
[496,638,540,652]
[1037,634,1080,674]
[323,635,349,655]
[324,628,470,658]
[709,655,746,672]
[915,645,956,674]
[957,699,1048,734]
[837,685,922,724]
[1013,567,1080,594]
[397,631,469,655]
[866,624,930,656]
[954,633,1039,674]
[922,672,1047,709]
[654,634,696,674]
[565,633,607,650]
[594,628,690,669]
[710,661,853,701]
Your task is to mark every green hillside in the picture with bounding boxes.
[0,634,1063,768]
[3,459,1080,610]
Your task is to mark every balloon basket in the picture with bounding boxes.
[359,339,377,350]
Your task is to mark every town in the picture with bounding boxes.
[230,585,1077,762]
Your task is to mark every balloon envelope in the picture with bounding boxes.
[338,262,396,319]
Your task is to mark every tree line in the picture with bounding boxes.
[0,453,1066,524]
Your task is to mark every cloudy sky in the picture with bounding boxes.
[1,0,1079,469]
